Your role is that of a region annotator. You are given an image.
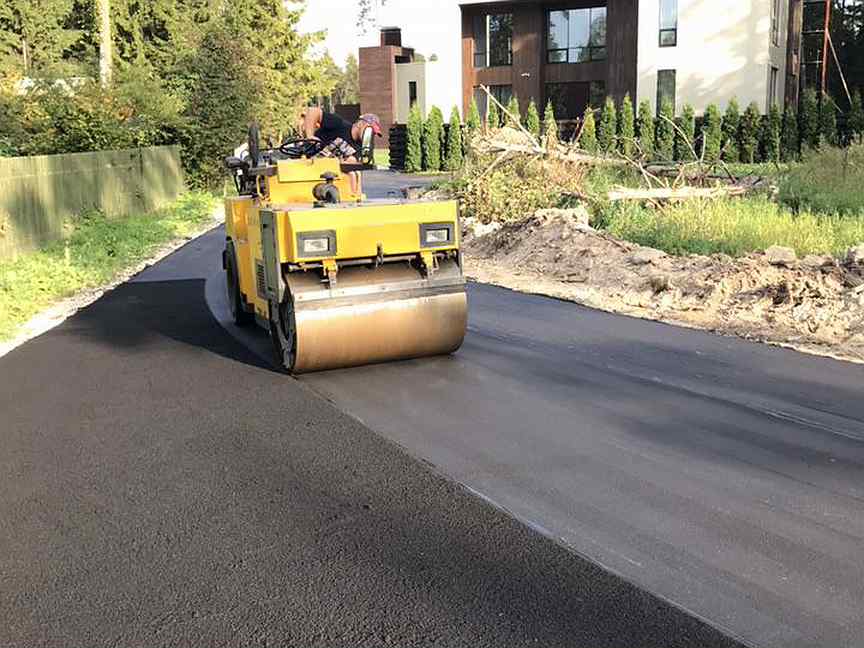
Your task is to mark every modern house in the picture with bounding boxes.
[359,27,451,146]
[459,0,805,120]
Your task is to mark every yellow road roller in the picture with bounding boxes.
[222,129,467,373]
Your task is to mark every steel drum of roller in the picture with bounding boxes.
[283,259,467,373]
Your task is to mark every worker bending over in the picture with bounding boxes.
[298,108,382,194]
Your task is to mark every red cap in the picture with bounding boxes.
[359,113,383,136]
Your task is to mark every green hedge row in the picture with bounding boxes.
[575,88,864,163]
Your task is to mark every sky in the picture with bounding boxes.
[296,0,468,109]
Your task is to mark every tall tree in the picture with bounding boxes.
[676,103,696,161]
[850,90,864,143]
[739,101,761,162]
[444,106,463,171]
[722,98,740,162]
[655,96,675,161]
[799,88,820,150]
[0,0,83,78]
[597,96,617,154]
[405,101,423,172]
[486,96,500,130]
[525,99,540,137]
[781,107,800,161]
[636,99,654,159]
[580,106,597,154]
[763,103,782,163]
[422,105,444,171]
[619,93,635,158]
[702,103,723,162]
[818,93,838,147]
[340,53,359,103]
[542,100,557,147]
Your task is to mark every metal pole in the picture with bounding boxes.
[820,0,832,95]
[98,0,112,86]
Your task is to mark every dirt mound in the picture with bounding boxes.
[463,210,864,363]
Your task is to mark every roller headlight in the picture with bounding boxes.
[297,230,336,257]
[420,222,454,247]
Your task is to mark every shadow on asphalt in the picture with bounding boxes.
[70,278,277,373]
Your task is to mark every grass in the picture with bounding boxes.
[597,195,864,258]
[0,192,216,341]
[779,144,864,216]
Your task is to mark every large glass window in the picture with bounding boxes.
[771,0,783,45]
[474,85,513,121]
[547,7,606,64]
[656,69,676,111]
[659,0,677,47]
[545,81,604,119]
[473,13,513,68]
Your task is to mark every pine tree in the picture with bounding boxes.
[444,106,463,171]
[422,106,444,171]
[799,88,820,150]
[781,108,799,162]
[702,104,723,162]
[525,99,541,137]
[466,97,482,132]
[542,100,558,147]
[597,96,618,154]
[655,97,675,161]
[580,106,597,154]
[486,98,500,130]
[619,93,635,158]
[722,98,741,162]
[763,103,782,163]
[819,94,838,147]
[849,91,864,144]
[636,100,655,159]
[0,0,84,77]
[676,103,696,161]
[739,102,761,163]
[504,95,521,128]
[405,102,423,172]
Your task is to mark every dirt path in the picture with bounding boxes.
[463,210,864,364]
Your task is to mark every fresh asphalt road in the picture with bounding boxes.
[1,172,862,648]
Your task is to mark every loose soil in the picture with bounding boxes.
[463,210,864,364]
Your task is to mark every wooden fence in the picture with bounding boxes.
[0,145,184,261]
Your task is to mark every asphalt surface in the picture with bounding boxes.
[0,171,743,647]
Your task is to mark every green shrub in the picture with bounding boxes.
[799,88,820,150]
[849,90,864,144]
[819,94,838,147]
[405,102,423,172]
[778,143,864,215]
[601,195,864,258]
[580,106,597,153]
[702,104,722,162]
[781,108,799,161]
[505,95,521,128]
[676,103,696,161]
[444,106,463,171]
[739,102,762,163]
[543,100,558,146]
[486,98,500,130]
[655,97,675,161]
[762,104,782,163]
[636,100,654,159]
[619,93,635,158]
[525,99,540,137]
[598,96,618,154]
[466,97,482,131]
[422,106,444,171]
[456,155,586,223]
[722,98,741,162]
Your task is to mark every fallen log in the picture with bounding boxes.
[606,185,750,202]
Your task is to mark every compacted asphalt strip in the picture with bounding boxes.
[3,172,862,648]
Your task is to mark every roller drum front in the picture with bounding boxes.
[285,260,467,373]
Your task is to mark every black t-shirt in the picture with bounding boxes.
[315,112,358,158]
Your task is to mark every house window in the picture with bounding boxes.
[473,13,513,68]
[547,7,607,64]
[546,82,602,119]
[659,0,677,47]
[657,69,676,111]
[768,66,779,106]
[473,87,488,119]
[409,81,417,107]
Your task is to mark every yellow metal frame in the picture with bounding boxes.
[225,157,461,322]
